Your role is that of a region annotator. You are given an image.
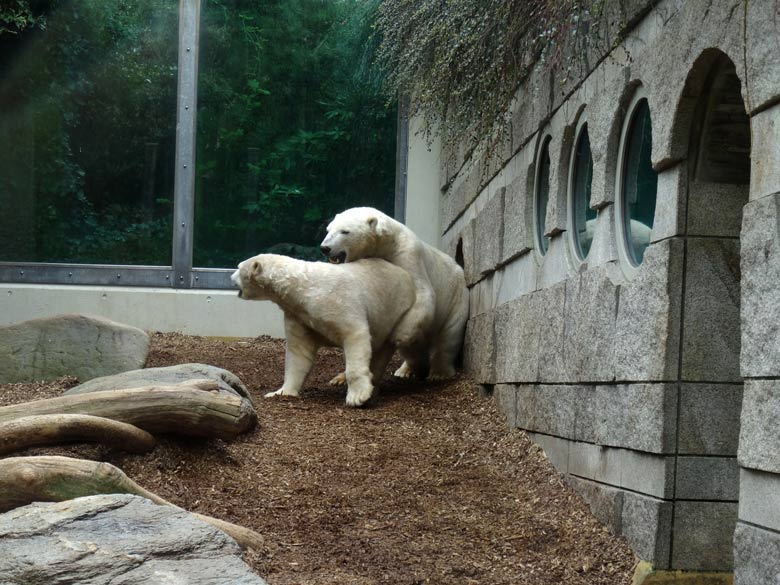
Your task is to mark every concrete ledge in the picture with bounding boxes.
[1,284,285,338]
[633,561,732,585]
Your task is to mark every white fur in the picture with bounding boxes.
[321,207,469,380]
[231,254,415,407]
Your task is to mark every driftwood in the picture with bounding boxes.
[0,414,156,456]
[0,381,257,440]
[0,456,265,550]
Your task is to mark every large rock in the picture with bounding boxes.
[0,314,149,384]
[65,363,251,401]
[0,494,266,584]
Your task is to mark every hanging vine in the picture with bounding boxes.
[373,0,609,152]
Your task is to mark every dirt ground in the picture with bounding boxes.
[0,333,637,584]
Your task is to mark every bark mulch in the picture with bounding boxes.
[0,332,637,585]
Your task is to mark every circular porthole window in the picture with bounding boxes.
[568,123,596,261]
[534,136,552,256]
[616,91,658,275]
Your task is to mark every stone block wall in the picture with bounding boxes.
[443,0,780,580]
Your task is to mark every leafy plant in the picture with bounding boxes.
[0,0,395,268]
[373,0,607,150]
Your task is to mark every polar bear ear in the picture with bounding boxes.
[251,259,262,276]
[367,214,389,237]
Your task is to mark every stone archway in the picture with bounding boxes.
[668,49,749,572]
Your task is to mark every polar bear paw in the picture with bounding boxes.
[393,362,413,379]
[328,372,347,386]
[345,379,373,408]
[264,388,300,398]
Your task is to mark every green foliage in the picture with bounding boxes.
[0,0,395,267]
[373,0,605,150]
[194,0,395,267]
[0,0,44,36]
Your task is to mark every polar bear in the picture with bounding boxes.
[231,254,415,407]
[320,207,469,380]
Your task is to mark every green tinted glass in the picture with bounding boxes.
[0,1,177,265]
[572,127,596,260]
[622,99,657,265]
[536,140,551,255]
[193,1,396,268]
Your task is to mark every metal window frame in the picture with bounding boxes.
[0,0,405,291]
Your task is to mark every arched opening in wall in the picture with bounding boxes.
[670,50,749,572]
[682,52,748,381]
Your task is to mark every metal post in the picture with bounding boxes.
[394,96,409,224]
[171,0,201,288]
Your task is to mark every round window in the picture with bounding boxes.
[535,138,552,255]
[620,98,657,266]
[570,125,596,260]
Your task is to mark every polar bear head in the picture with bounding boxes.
[320,207,392,263]
[231,255,271,300]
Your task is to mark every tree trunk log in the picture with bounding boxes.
[0,414,156,455]
[0,382,257,440]
[0,456,265,550]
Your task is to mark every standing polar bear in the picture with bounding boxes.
[231,254,416,407]
[320,207,469,380]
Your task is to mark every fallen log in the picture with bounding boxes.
[0,414,156,456]
[0,381,257,440]
[0,456,265,550]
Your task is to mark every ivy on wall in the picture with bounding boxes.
[373,0,608,151]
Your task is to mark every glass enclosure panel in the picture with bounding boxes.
[536,139,551,255]
[194,0,397,268]
[572,127,596,260]
[0,1,178,265]
[622,99,657,265]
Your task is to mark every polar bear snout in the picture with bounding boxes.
[320,243,347,264]
[230,269,244,298]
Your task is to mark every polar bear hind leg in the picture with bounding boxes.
[428,291,469,380]
[394,339,431,379]
[370,344,395,385]
[328,372,347,386]
[393,361,413,379]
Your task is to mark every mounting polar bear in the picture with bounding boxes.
[320,207,469,380]
[231,254,415,407]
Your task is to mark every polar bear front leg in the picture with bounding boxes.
[343,330,374,407]
[266,319,318,398]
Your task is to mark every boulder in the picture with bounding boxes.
[65,363,251,401]
[0,494,266,584]
[0,314,149,384]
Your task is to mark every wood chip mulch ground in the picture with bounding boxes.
[0,332,637,584]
